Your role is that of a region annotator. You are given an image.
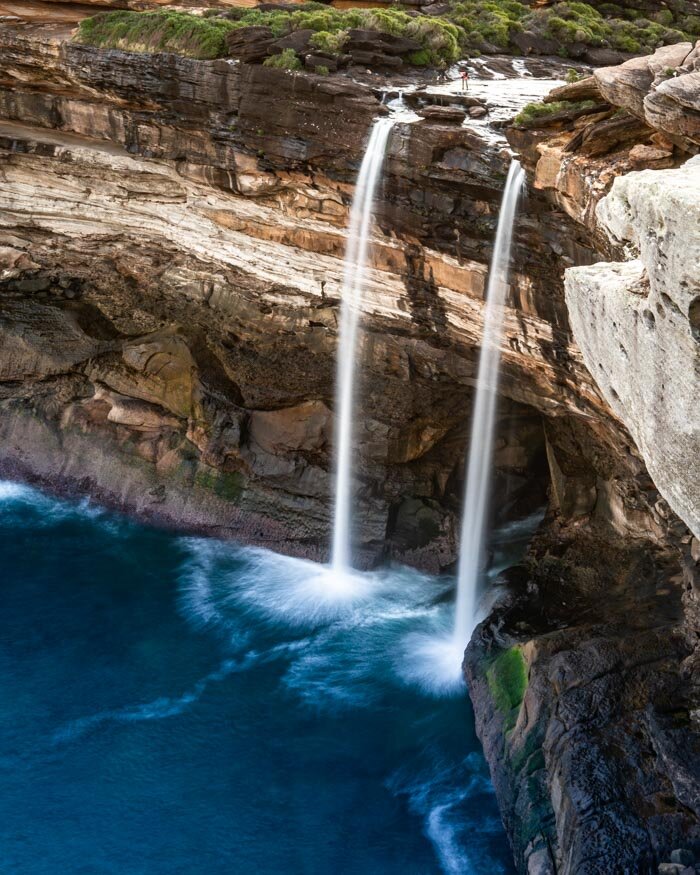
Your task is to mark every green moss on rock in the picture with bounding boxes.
[194,466,244,503]
[487,646,528,730]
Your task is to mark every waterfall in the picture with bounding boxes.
[331,117,395,573]
[453,160,525,646]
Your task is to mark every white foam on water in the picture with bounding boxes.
[235,550,378,628]
[0,480,124,538]
[178,539,379,632]
[396,631,466,698]
[280,566,460,709]
[0,481,33,502]
[50,645,298,746]
[389,753,509,875]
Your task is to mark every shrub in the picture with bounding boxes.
[75,0,700,68]
[262,48,302,70]
[407,49,431,66]
[514,98,596,124]
[448,0,528,50]
[309,29,348,54]
[565,67,580,82]
[314,64,330,75]
[74,10,237,60]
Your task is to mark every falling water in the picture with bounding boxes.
[453,160,525,646]
[331,117,395,573]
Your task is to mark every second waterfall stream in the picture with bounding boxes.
[331,117,395,574]
[454,159,525,647]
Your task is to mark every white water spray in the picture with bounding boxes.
[453,160,525,647]
[331,117,394,573]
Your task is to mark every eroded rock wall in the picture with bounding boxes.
[566,159,700,542]
[0,19,632,569]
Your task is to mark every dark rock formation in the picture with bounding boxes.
[465,521,700,874]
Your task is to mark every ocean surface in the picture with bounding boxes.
[0,480,527,874]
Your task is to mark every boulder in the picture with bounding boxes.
[468,105,487,118]
[671,850,696,866]
[511,30,559,56]
[225,26,275,64]
[595,43,693,119]
[344,28,420,57]
[565,112,653,157]
[304,53,339,73]
[545,76,603,104]
[584,47,627,66]
[644,69,700,147]
[628,143,674,170]
[348,49,403,70]
[595,55,655,117]
[269,28,314,56]
[418,105,466,125]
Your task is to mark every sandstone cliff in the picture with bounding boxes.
[0,19,624,570]
[1,11,700,873]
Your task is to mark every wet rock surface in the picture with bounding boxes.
[465,519,700,875]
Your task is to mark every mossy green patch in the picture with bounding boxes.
[75,5,461,66]
[194,466,244,503]
[514,98,597,125]
[487,646,528,730]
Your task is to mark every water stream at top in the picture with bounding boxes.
[331,117,395,573]
[453,160,525,647]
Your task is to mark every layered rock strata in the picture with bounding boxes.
[466,42,700,875]
[0,19,629,568]
[2,16,700,874]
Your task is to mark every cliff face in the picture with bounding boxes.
[465,44,700,875]
[2,14,700,873]
[567,160,700,542]
[0,19,629,569]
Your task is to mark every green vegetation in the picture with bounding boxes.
[263,48,303,70]
[447,0,696,56]
[314,64,330,75]
[74,9,236,60]
[308,30,347,55]
[74,5,460,66]
[74,0,699,67]
[486,646,528,731]
[565,67,581,83]
[448,0,527,50]
[194,466,244,502]
[514,97,597,125]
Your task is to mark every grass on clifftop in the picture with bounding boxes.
[74,6,461,66]
[74,2,699,65]
[75,10,237,60]
[451,0,696,53]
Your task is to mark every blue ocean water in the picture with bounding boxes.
[0,481,520,874]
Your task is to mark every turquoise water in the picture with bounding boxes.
[0,481,518,874]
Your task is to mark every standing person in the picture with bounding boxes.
[460,69,469,91]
